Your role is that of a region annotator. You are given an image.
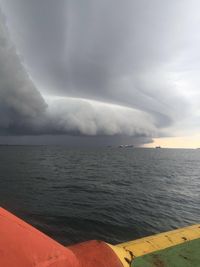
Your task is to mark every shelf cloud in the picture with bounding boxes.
[0,7,156,142]
[0,0,200,145]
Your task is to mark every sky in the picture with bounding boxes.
[0,0,200,147]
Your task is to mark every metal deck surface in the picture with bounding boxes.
[132,238,200,267]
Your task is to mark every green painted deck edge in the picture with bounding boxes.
[131,238,200,267]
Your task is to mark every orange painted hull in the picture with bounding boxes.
[2,207,199,267]
[0,207,122,267]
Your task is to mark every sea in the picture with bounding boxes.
[0,146,199,245]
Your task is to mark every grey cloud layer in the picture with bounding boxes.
[0,9,46,133]
[0,1,191,123]
[0,0,200,141]
[0,8,156,140]
[46,97,156,136]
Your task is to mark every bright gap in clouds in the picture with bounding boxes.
[144,135,200,149]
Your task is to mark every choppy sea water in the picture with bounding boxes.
[0,146,199,245]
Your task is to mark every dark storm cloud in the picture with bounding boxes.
[0,6,156,142]
[0,0,200,143]
[0,0,189,126]
[0,9,47,134]
[0,135,153,147]
[45,96,156,136]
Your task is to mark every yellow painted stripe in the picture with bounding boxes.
[107,244,132,267]
[107,224,200,267]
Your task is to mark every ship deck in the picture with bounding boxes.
[132,238,200,266]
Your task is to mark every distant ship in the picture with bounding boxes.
[155,146,161,149]
[118,145,134,148]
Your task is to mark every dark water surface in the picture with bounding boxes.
[0,146,199,245]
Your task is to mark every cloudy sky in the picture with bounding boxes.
[0,0,200,147]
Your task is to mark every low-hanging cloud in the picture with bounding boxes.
[0,8,156,141]
[45,96,156,136]
[1,0,200,144]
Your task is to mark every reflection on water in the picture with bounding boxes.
[0,146,199,245]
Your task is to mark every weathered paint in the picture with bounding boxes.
[107,243,133,267]
[132,238,200,267]
[0,207,200,267]
[0,207,123,267]
[108,224,200,267]
[0,207,79,267]
[68,240,123,267]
